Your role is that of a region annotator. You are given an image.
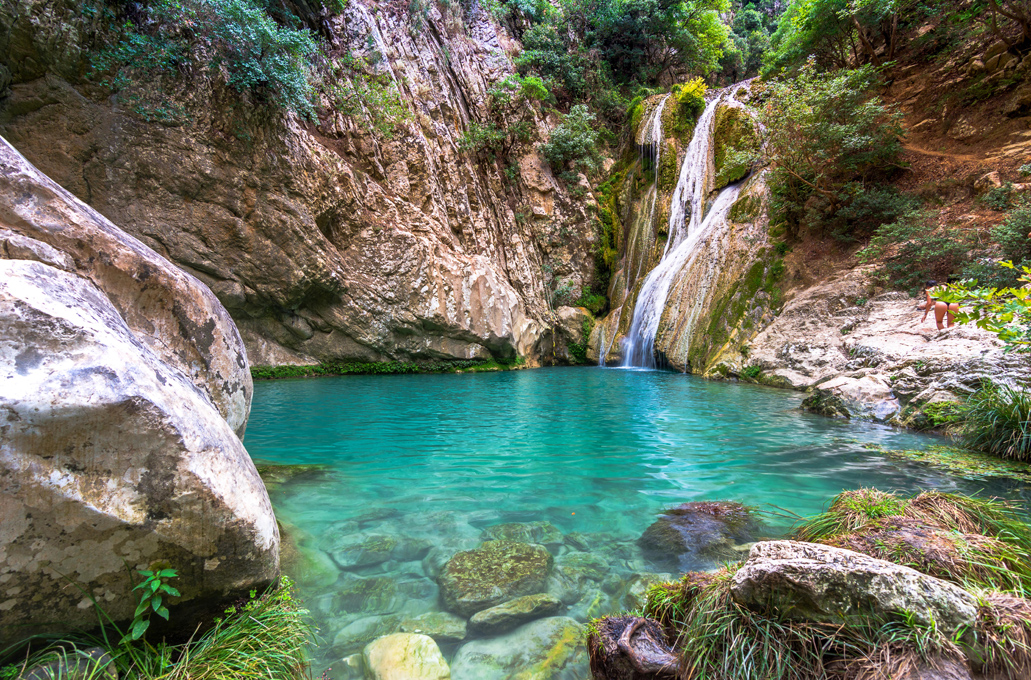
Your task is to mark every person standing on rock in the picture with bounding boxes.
[920,280,958,330]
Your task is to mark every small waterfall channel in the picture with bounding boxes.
[621,85,746,369]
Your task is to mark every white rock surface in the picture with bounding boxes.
[744,267,1031,424]
[0,137,277,645]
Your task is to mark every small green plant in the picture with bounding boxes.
[124,568,180,643]
[983,182,1016,211]
[1020,163,1031,177]
[741,365,763,380]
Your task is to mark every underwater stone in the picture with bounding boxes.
[638,501,763,573]
[620,573,673,612]
[469,593,563,635]
[328,533,432,570]
[363,633,450,680]
[331,614,402,656]
[480,521,564,546]
[334,575,403,615]
[450,616,585,680]
[438,540,553,617]
[398,611,468,643]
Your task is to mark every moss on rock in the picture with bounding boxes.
[712,105,759,190]
[437,540,553,617]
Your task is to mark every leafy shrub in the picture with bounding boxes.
[573,286,607,315]
[963,382,1031,461]
[983,182,1016,211]
[92,0,318,118]
[741,365,763,380]
[858,211,971,292]
[539,104,603,174]
[938,262,1031,352]
[328,54,411,138]
[760,61,905,241]
[674,77,707,119]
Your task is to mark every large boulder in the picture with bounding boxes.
[0,137,277,645]
[638,501,762,572]
[437,540,553,617]
[730,541,978,636]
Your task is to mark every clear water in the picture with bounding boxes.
[244,368,1031,678]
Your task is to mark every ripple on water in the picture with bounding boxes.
[244,367,1031,678]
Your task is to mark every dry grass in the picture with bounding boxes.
[794,489,1031,596]
[972,592,1031,679]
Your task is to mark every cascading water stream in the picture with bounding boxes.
[621,86,747,369]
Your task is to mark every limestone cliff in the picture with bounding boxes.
[0,0,598,366]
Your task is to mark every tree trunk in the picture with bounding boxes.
[588,616,679,680]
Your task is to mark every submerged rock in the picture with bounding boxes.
[438,540,553,617]
[469,593,563,635]
[0,137,276,644]
[730,541,978,636]
[480,521,564,546]
[398,611,468,644]
[334,576,402,615]
[332,614,402,656]
[327,533,431,570]
[279,521,340,589]
[363,633,450,680]
[450,616,585,680]
[638,501,762,572]
[619,573,673,612]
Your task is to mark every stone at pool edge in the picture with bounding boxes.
[731,541,978,637]
[469,593,563,635]
[363,633,450,680]
[438,540,553,618]
[327,532,431,569]
[450,616,585,680]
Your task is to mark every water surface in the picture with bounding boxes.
[245,368,1030,678]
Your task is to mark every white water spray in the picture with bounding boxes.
[621,86,747,369]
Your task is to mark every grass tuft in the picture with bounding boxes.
[1,577,312,680]
[962,383,1031,462]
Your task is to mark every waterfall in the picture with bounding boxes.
[621,86,746,369]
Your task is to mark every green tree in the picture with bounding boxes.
[759,60,905,239]
[539,104,603,174]
[92,0,317,118]
[939,262,1031,352]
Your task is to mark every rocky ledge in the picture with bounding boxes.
[726,267,1031,428]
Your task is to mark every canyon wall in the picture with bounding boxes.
[0,0,598,366]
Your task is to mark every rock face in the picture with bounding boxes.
[0,0,598,366]
[740,268,1031,426]
[730,541,978,636]
[363,633,451,680]
[638,501,762,572]
[438,540,553,617]
[0,138,278,644]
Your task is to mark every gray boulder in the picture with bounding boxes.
[730,541,978,636]
[0,137,277,645]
